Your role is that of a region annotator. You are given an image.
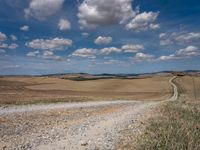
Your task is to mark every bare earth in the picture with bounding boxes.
[0,76,178,150]
[175,75,200,100]
[0,76,172,105]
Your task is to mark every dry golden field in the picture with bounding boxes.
[0,75,172,105]
[175,75,200,101]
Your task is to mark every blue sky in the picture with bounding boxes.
[0,0,200,75]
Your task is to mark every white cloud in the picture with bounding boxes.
[8,43,18,49]
[81,32,89,37]
[78,0,135,29]
[149,23,160,30]
[0,49,6,53]
[0,43,18,49]
[27,50,40,57]
[72,48,97,58]
[26,38,72,51]
[94,36,112,45]
[10,35,17,41]
[0,43,8,49]
[24,0,64,20]
[43,50,54,56]
[103,59,120,64]
[158,46,200,61]
[58,19,71,31]
[158,55,177,61]
[43,55,62,60]
[100,47,121,55]
[0,32,7,42]
[160,39,172,46]
[159,33,166,39]
[133,52,155,62]
[174,32,200,43]
[41,51,62,60]
[159,32,200,46]
[126,11,159,31]
[159,32,173,46]
[121,44,144,53]
[176,46,200,57]
[20,25,29,31]
[27,50,62,60]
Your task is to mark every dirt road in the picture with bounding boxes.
[168,76,178,101]
[0,77,178,150]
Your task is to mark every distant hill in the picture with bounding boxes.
[1,70,199,78]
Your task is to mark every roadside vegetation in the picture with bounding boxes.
[136,100,200,150]
[117,76,200,150]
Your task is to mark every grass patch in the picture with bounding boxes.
[136,101,200,150]
[0,97,93,106]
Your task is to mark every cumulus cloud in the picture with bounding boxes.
[133,52,155,62]
[27,50,40,57]
[24,0,64,20]
[159,32,175,46]
[121,44,144,53]
[0,32,7,42]
[100,47,121,55]
[0,43,18,49]
[10,35,17,41]
[78,0,135,29]
[20,25,29,31]
[94,36,112,45]
[174,32,200,43]
[158,46,200,61]
[149,23,160,30]
[26,38,72,51]
[159,32,200,46]
[176,46,200,57]
[158,55,177,61]
[43,50,54,56]
[0,43,8,49]
[58,19,71,31]
[126,11,159,31]
[71,45,143,57]
[160,39,172,46]
[8,43,18,49]
[72,48,97,58]
[159,33,166,39]
[27,50,61,60]
[41,51,62,60]
[0,32,18,51]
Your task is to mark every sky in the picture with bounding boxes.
[0,0,200,75]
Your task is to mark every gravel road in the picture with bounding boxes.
[0,77,178,150]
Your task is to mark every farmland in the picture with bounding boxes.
[0,75,172,105]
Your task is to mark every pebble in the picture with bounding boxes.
[80,140,88,146]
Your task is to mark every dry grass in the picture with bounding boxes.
[133,75,200,150]
[3,76,171,92]
[175,75,200,100]
[0,76,172,105]
[136,101,200,150]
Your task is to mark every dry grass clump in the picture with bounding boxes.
[136,100,200,150]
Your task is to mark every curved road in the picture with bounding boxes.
[0,76,178,150]
[168,76,178,101]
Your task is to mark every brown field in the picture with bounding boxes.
[0,75,172,105]
[175,75,200,101]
